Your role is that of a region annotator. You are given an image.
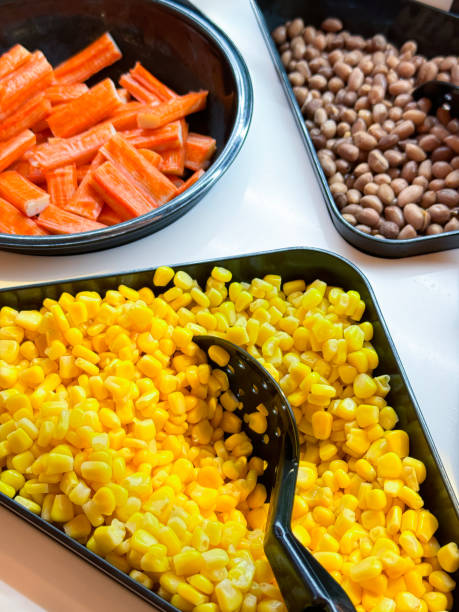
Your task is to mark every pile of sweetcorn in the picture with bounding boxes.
[0,265,457,612]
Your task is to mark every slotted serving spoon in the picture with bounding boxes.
[412,80,459,115]
[194,336,355,612]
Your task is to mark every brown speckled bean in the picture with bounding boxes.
[397,184,423,207]
[437,188,459,208]
[275,17,459,240]
[357,207,380,227]
[398,224,417,239]
[379,219,400,238]
[404,203,430,230]
[445,218,459,232]
[385,205,405,227]
[356,224,372,234]
[426,223,443,235]
[445,169,459,189]
[405,143,426,162]
[428,204,451,225]
[360,195,383,214]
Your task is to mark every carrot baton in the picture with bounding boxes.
[119,73,160,105]
[0,171,49,216]
[0,197,48,235]
[137,91,208,130]
[65,152,104,220]
[110,102,147,131]
[117,88,130,104]
[159,119,187,176]
[166,175,185,189]
[184,132,216,172]
[26,122,116,172]
[97,204,123,226]
[12,159,46,185]
[100,133,177,206]
[175,168,205,196]
[122,120,183,151]
[46,164,77,208]
[0,45,31,80]
[47,78,121,137]
[0,51,53,118]
[91,160,157,220]
[37,203,106,234]
[159,147,185,176]
[138,148,162,167]
[0,92,51,142]
[130,62,177,101]
[54,32,122,85]
[0,129,36,173]
[76,165,91,182]
[45,83,89,105]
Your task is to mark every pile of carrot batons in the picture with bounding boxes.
[0,33,216,237]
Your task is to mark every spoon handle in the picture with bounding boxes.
[266,524,356,612]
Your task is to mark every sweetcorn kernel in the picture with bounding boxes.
[0,271,453,612]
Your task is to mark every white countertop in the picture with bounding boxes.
[0,1,458,610]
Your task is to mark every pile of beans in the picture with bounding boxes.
[272,17,459,240]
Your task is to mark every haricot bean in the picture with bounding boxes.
[272,17,459,239]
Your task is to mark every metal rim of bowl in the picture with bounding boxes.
[0,0,254,252]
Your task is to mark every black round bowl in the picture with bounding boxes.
[0,0,253,255]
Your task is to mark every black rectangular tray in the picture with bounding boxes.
[252,0,459,258]
[0,247,457,610]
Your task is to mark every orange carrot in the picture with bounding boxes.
[0,92,51,142]
[159,119,187,175]
[65,152,104,220]
[100,134,177,206]
[0,45,31,80]
[137,91,208,129]
[91,160,156,220]
[130,62,177,101]
[47,79,121,138]
[119,73,160,104]
[117,88,130,103]
[26,122,116,172]
[166,175,185,189]
[110,102,147,130]
[159,147,185,176]
[46,164,77,208]
[37,203,106,234]
[97,204,123,226]
[0,129,36,173]
[175,168,204,196]
[0,197,47,235]
[122,120,183,151]
[12,159,46,184]
[30,117,52,134]
[76,165,91,182]
[54,32,122,85]
[0,51,53,117]
[45,83,89,105]
[139,148,162,167]
[0,171,50,216]
[184,132,216,171]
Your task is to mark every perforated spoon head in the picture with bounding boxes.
[194,336,356,612]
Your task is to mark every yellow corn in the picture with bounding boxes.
[153,266,175,286]
[437,541,459,573]
[0,274,454,612]
[428,570,456,592]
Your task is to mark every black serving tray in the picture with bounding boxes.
[0,247,457,610]
[0,0,253,255]
[252,0,459,258]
